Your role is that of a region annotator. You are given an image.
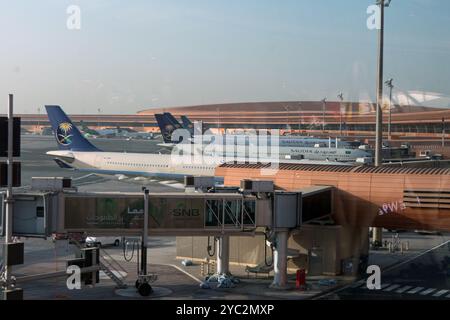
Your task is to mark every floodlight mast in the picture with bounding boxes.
[321,98,327,133]
[298,102,302,132]
[385,78,394,139]
[338,93,344,137]
[375,0,391,167]
[373,0,391,248]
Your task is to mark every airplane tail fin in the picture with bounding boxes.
[45,105,100,152]
[155,113,177,143]
[155,113,192,144]
[180,115,194,136]
[163,113,183,130]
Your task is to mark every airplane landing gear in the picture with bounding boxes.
[135,274,157,296]
[134,188,158,297]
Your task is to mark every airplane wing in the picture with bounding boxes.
[111,174,186,189]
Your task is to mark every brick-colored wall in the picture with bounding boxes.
[215,166,450,231]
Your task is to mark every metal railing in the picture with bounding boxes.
[0,259,5,285]
[243,202,256,226]
[100,248,128,276]
[70,236,128,288]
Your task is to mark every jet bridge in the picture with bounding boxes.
[0,180,333,239]
[60,192,261,236]
[0,191,264,237]
[1,177,333,290]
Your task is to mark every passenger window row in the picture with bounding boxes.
[183,165,210,170]
[106,161,168,168]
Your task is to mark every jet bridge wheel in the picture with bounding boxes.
[137,282,153,297]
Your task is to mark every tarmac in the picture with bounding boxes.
[1,135,449,300]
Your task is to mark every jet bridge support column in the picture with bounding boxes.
[216,235,230,275]
[270,229,289,289]
[135,188,153,297]
[372,227,383,248]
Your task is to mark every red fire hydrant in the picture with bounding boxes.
[296,269,306,290]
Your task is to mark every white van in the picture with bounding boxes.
[85,236,121,247]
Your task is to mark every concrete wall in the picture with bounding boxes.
[177,235,270,267]
[176,225,369,275]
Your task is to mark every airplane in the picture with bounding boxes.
[162,113,363,149]
[79,121,120,138]
[155,113,185,148]
[156,113,372,162]
[46,106,352,187]
[116,128,156,140]
[164,112,184,130]
[21,127,32,135]
[79,120,101,138]
[79,120,156,140]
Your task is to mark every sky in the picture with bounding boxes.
[0,0,449,114]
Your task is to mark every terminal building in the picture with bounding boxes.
[19,101,450,137]
[3,164,450,289]
[177,163,450,276]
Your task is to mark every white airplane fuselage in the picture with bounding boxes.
[47,150,217,179]
[47,150,353,182]
[172,143,372,162]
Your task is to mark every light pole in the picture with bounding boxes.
[37,107,41,133]
[97,108,102,129]
[217,107,220,134]
[338,93,344,137]
[298,102,302,133]
[385,78,394,139]
[321,98,327,133]
[373,0,391,249]
[375,0,391,167]
[284,106,291,133]
[3,94,18,299]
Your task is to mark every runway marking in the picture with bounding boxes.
[360,282,390,290]
[432,289,449,297]
[419,288,436,296]
[395,285,413,294]
[380,283,392,289]
[350,280,364,288]
[72,173,97,181]
[358,283,368,289]
[384,284,401,292]
[160,263,203,284]
[407,287,424,294]
[384,240,450,273]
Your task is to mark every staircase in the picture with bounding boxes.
[0,260,5,286]
[99,249,128,289]
[69,237,128,289]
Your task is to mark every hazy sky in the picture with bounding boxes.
[1,0,449,114]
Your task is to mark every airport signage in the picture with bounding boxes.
[63,195,206,231]
[0,117,21,157]
[0,162,21,187]
[0,194,2,235]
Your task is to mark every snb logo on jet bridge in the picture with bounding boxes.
[56,122,73,146]
[172,208,200,217]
